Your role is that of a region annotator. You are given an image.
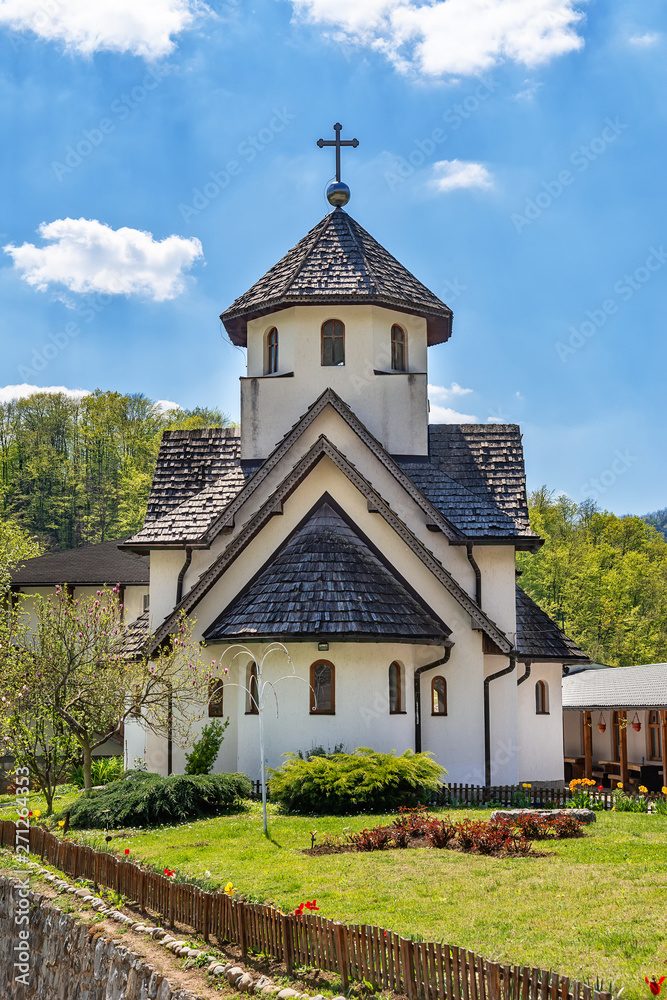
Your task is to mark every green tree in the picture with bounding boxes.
[518,488,667,666]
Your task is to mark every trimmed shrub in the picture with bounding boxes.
[64,770,251,829]
[269,747,444,815]
[184,719,230,775]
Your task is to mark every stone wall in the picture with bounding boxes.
[0,876,193,1000]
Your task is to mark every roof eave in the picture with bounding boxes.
[221,300,452,348]
[203,633,455,646]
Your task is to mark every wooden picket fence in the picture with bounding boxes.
[0,818,612,1000]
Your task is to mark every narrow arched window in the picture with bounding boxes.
[208,678,224,718]
[391,324,406,371]
[246,662,258,714]
[321,320,345,366]
[310,660,335,714]
[431,676,447,716]
[389,661,403,714]
[535,680,549,715]
[266,327,278,375]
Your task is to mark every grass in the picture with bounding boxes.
[2,792,666,998]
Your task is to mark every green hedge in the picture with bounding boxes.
[64,770,251,829]
[269,747,444,815]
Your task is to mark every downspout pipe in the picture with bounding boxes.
[414,646,452,752]
[484,652,517,786]
[517,660,532,685]
[176,546,193,604]
[466,543,482,607]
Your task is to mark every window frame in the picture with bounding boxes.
[389,661,404,714]
[391,324,407,372]
[266,327,279,375]
[431,676,447,716]
[321,319,345,367]
[535,679,549,715]
[310,659,336,715]
[208,677,224,718]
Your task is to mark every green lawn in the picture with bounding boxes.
[3,793,666,999]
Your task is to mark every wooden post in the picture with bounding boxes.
[282,913,294,975]
[203,892,210,942]
[400,937,416,1000]
[168,879,175,929]
[332,922,349,991]
[486,962,501,1000]
[661,711,667,792]
[239,903,248,957]
[619,710,629,788]
[583,711,593,779]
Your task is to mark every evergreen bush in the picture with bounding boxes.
[269,747,444,815]
[184,719,229,775]
[64,770,251,829]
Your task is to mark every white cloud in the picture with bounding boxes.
[0,384,90,405]
[0,0,209,59]
[290,0,588,77]
[428,383,477,422]
[4,219,203,302]
[155,399,182,412]
[513,79,543,101]
[628,32,660,47]
[431,160,493,193]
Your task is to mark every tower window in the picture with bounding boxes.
[535,680,549,715]
[310,660,335,714]
[431,676,447,716]
[266,327,279,375]
[391,324,407,371]
[321,320,345,366]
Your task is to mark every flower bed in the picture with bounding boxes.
[306,807,585,858]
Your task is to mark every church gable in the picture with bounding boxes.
[203,498,451,645]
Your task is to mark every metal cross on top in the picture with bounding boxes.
[317,122,359,182]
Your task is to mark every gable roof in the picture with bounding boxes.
[10,540,149,587]
[427,424,534,537]
[145,426,242,524]
[515,586,589,663]
[204,500,451,644]
[148,433,512,655]
[562,662,667,710]
[221,208,452,347]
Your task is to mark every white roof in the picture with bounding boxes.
[562,662,667,710]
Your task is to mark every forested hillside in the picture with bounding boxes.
[644,508,667,540]
[0,390,230,551]
[518,488,667,667]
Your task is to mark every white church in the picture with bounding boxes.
[12,132,590,786]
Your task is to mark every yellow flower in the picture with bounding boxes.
[34,810,41,818]
[616,782,623,790]
[522,783,531,789]
[58,820,65,827]
[662,786,667,796]
[639,785,648,795]
[224,882,233,895]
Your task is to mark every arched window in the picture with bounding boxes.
[431,676,447,716]
[389,661,403,714]
[391,324,406,372]
[648,711,662,760]
[310,660,335,714]
[535,680,549,715]
[266,327,278,375]
[208,678,224,718]
[321,320,345,366]
[246,662,258,715]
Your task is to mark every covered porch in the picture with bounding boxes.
[562,662,667,790]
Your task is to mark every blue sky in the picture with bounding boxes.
[1,0,665,515]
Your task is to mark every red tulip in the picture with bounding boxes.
[124,849,130,856]
[646,977,666,995]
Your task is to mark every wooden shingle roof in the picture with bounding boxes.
[221,208,452,346]
[203,501,451,644]
[10,540,148,587]
[515,586,589,662]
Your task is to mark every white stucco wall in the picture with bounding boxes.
[149,550,187,631]
[241,305,429,459]
[517,662,564,782]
